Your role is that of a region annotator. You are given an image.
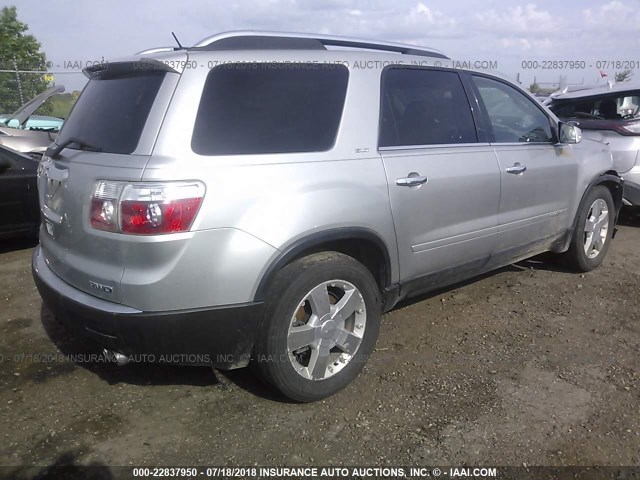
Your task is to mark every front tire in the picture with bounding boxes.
[563,186,615,272]
[253,252,381,402]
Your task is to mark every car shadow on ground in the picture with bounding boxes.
[513,252,575,273]
[39,304,217,388]
[0,236,38,255]
[6,450,114,480]
[38,303,294,402]
[216,366,296,403]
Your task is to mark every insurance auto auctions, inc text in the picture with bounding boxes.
[251,466,498,478]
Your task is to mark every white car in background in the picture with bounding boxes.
[547,82,640,208]
[0,85,65,154]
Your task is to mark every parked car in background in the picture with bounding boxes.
[33,31,622,402]
[0,85,65,155]
[548,82,640,208]
[0,114,64,131]
[0,145,39,239]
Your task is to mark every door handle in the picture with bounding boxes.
[396,173,428,187]
[506,163,527,175]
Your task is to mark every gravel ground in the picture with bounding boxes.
[0,212,639,475]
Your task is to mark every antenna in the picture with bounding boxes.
[171,32,183,50]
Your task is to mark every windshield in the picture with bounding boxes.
[56,71,165,155]
[549,91,640,121]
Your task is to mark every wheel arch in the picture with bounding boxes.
[560,171,623,252]
[596,171,625,212]
[253,227,393,302]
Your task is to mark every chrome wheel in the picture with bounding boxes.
[583,198,609,259]
[287,280,366,381]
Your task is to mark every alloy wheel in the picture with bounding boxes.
[286,280,366,381]
[583,198,609,259]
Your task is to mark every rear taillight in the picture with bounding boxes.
[90,181,121,232]
[90,181,205,235]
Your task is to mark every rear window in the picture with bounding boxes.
[191,64,349,155]
[57,71,165,154]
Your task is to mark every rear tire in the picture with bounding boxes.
[562,186,615,272]
[253,252,381,402]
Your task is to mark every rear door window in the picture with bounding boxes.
[379,68,477,147]
[192,64,349,155]
[56,71,166,155]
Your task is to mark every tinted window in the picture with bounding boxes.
[379,68,477,147]
[192,64,349,155]
[473,76,553,143]
[57,71,165,154]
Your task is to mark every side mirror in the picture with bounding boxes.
[559,122,582,144]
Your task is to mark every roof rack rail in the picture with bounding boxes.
[190,30,449,59]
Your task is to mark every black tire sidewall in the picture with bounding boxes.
[254,252,381,402]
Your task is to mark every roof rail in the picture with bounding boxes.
[190,30,449,59]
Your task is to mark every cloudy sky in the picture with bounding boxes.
[10,0,640,91]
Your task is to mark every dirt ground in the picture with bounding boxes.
[0,211,639,475]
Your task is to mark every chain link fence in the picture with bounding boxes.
[0,72,29,115]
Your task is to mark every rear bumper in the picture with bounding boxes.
[32,245,262,369]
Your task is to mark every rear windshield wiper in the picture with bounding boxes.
[47,137,102,159]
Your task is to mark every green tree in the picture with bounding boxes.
[0,5,51,114]
[615,69,633,83]
[529,82,540,94]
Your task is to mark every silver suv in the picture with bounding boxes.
[547,82,640,207]
[33,31,623,402]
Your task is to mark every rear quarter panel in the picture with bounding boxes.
[144,52,399,303]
